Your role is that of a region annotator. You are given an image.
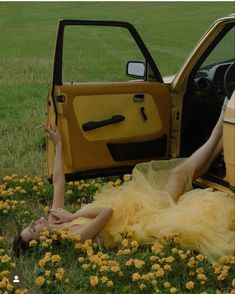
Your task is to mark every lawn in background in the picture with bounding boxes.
[0,2,234,177]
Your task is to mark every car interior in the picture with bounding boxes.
[180,25,235,189]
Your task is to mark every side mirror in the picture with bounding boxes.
[126,61,145,79]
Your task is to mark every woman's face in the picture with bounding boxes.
[21,217,48,242]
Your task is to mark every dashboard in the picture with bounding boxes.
[194,60,235,101]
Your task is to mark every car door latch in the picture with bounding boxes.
[133,94,144,103]
[57,94,67,103]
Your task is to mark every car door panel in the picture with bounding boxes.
[48,81,170,177]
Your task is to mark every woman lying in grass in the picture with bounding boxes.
[13,98,234,261]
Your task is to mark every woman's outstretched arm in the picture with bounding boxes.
[163,98,228,202]
[43,124,65,224]
[50,207,113,241]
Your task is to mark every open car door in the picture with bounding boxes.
[47,20,171,180]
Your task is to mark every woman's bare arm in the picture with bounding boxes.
[70,207,113,241]
[43,124,65,225]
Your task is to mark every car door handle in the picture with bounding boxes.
[82,115,125,131]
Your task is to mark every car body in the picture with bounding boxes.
[46,15,235,193]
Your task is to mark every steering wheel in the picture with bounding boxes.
[224,61,235,98]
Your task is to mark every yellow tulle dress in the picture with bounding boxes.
[68,159,235,262]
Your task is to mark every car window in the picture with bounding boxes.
[62,26,145,83]
[201,26,234,67]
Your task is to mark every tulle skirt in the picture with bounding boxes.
[69,159,235,262]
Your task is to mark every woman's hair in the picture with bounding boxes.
[12,235,30,257]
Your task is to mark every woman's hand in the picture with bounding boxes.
[43,124,61,145]
[49,208,74,224]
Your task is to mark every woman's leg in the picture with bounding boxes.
[163,99,227,202]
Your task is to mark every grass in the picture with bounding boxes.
[0,1,234,177]
[0,3,234,293]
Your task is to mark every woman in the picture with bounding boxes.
[13,99,234,261]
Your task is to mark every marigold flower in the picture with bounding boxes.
[150,255,157,261]
[139,283,146,290]
[232,278,235,287]
[170,287,178,293]
[164,282,171,288]
[165,256,175,263]
[45,270,51,276]
[82,263,90,270]
[132,272,141,281]
[35,276,45,286]
[29,240,37,247]
[0,280,6,288]
[101,276,108,283]
[107,280,114,287]
[196,254,205,262]
[133,259,145,269]
[90,276,99,286]
[78,257,85,263]
[197,273,207,281]
[1,255,11,263]
[0,270,10,277]
[43,206,49,214]
[51,255,61,263]
[196,267,204,274]
[185,281,194,290]
[156,269,164,277]
[6,283,14,291]
[125,259,133,266]
[164,264,172,271]
[121,239,129,247]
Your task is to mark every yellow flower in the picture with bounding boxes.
[123,174,131,181]
[1,255,11,263]
[51,255,61,263]
[150,255,157,261]
[133,259,145,269]
[156,269,165,277]
[132,272,141,281]
[196,254,205,262]
[164,282,171,288]
[232,278,235,287]
[196,267,204,274]
[139,283,146,290]
[151,263,161,271]
[35,276,45,286]
[197,273,207,281]
[0,270,10,277]
[165,256,175,263]
[107,280,113,287]
[164,264,172,271]
[82,263,90,270]
[46,280,52,285]
[43,206,49,214]
[121,239,129,247]
[170,287,178,293]
[90,276,99,286]
[186,281,194,290]
[125,259,133,266]
[101,276,108,283]
[123,249,131,255]
[29,240,37,247]
[78,257,85,263]
[0,280,6,288]
[45,270,51,276]
[6,283,14,291]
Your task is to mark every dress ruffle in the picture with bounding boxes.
[68,159,235,262]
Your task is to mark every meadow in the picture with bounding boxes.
[0,2,234,293]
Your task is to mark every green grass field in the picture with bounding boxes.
[0,3,235,293]
[0,1,234,177]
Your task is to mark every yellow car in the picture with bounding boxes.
[46,15,235,193]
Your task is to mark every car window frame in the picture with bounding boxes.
[52,19,163,86]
